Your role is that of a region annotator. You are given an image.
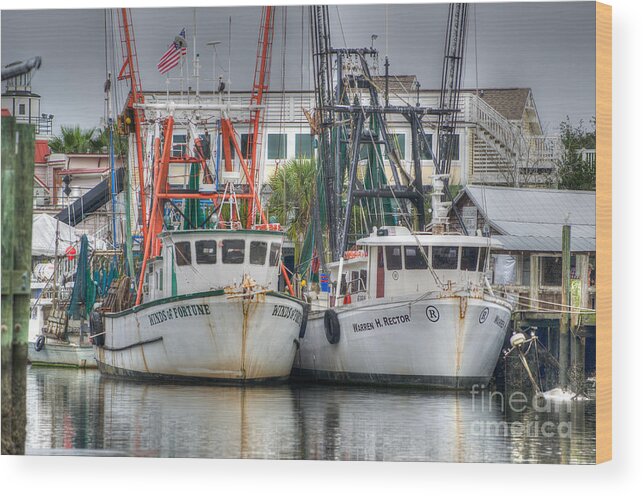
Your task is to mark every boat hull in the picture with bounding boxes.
[28,340,97,368]
[293,294,511,389]
[95,290,305,382]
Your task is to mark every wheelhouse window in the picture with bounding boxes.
[360,270,367,292]
[478,247,488,272]
[350,270,359,293]
[222,240,245,264]
[175,241,192,266]
[195,240,217,264]
[432,246,458,270]
[385,246,402,270]
[269,242,281,267]
[404,245,428,269]
[460,247,479,271]
[250,241,268,265]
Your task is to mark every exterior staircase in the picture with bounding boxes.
[469,95,561,186]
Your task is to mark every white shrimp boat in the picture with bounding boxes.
[93,229,306,383]
[294,226,513,388]
[91,6,306,383]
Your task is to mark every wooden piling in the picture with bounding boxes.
[1,116,35,455]
[559,223,571,388]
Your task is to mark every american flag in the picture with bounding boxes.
[157,28,187,75]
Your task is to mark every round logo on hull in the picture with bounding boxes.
[425,306,440,322]
[479,307,490,324]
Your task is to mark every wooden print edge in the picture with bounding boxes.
[595,0,612,464]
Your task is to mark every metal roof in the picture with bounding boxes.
[455,185,596,252]
[492,235,596,253]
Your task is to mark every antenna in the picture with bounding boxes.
[206,40,221,98]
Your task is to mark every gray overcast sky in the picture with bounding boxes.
[1,2,595,134]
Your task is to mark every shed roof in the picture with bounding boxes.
[371,75,418,94]
[454,185,596,252]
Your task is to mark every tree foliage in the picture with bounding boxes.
[556,117,596,191]
[91,127,129,157]
[49,125,98,153]
[49,125,127,156]
[267,158,316,266]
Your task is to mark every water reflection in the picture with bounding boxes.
[26,368,595,463]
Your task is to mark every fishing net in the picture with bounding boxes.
[67,234,96,319]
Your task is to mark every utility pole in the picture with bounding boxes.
[559,221,571,388]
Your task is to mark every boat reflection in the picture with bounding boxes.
[26,368,594,463]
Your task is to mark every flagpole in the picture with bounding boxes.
[193,9,199,100]
[227,16,231,102]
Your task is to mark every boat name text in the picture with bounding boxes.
[147,304,211,326]
[271,305,303,325]
[353,314,410,332]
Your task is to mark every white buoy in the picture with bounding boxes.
[510,332,526,348]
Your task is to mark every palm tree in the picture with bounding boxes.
[267,158,316,268]
[49,125,99,154]
[91,127,128,157]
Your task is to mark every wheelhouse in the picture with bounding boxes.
[326,226,502,305]
[142,229,284,302]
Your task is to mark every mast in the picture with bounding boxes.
[433,3,469,233]
[309,6,433,262]
[245,6,275,228]
[117,8,148,241]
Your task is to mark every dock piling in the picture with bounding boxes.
[559,222,571,389]
[1,116,35,454]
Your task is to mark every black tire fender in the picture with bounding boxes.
[298,303,310,339]
[34,335,45,352]
[324,309,341,344]
[89,310,105,347]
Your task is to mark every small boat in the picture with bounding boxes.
[28,260,96,369]
[294,226,512,388]
[93,228,306,382]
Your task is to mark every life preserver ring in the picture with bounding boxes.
[89,310,105,347]
[324,309,341,344]
[299,303,310,339]
[34,335,45,352]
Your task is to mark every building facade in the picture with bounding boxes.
[143,82,561,189]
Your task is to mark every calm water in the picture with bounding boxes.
[25,367,595,463]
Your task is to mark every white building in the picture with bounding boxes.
[1,61,54,135]
[143,81,561,188]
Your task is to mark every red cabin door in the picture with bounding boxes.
[376,247,385,298]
